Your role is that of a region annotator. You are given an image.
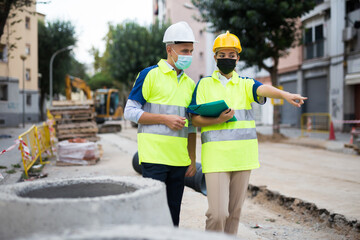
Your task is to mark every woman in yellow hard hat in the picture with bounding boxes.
[188,31,307,235]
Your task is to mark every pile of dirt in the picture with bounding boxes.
[248,184,360,239]
[257,132,288,143]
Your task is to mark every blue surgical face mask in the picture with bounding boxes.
[171,48,192,70]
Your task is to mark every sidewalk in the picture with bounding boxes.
[0,124,35,185]
[256,125,358,155]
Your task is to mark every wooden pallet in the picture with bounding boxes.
[58,133,98,140]
[56,122,97,130]
[55,115,95,123]
[52,100,94,107]
[58,136,100,142]
[57,128,98,135]
[50,103,99,142]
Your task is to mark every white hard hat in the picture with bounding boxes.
[163,21,197,44]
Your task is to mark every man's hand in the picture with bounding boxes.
[185,162,197,177]
[164,115,186,130]
[283,92,307,107]
[217,108,235,123]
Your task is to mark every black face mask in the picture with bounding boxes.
[217,58,236,74]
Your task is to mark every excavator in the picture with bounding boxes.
[65,74,123,133]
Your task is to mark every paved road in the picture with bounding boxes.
[254,142,360,220]
[0,124,33,184]
[118,126,360,221]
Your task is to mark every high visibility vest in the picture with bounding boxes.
[190,70,266,173]
[128,59,195,166]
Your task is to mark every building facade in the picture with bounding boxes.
[257,0,360,130]
[0,4,41,127]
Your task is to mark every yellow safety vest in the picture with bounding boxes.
[129,59,195,166]
[191,70,265,173]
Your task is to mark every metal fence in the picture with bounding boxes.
[18,120,55,178]
[301,113,331,137]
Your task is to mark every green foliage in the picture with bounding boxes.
[5,169,16,174]
[68,57,89,81]
[105,20,169,90]
[88,20,169,95]
[192,0,316,75]
[88,71,114,90]
[38,19,77,96]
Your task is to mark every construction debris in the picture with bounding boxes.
[50,100,99,142]
[57,139,102,166]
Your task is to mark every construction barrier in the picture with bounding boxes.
[301,113,331,137]
[18,125,42,178]
[37,122,53,157]
[18,120,55,178]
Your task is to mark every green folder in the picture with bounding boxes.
[189,100,237,122]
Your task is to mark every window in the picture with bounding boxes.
[25,17,30,29]
[304,24,324,60]
[0,84,8,101]
[26,69,31,81]
[315,25,324,57]
[26,93,31,106]
[25,44,30,55]
[0,44,7,62]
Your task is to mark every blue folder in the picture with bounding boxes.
[189,100,237,122]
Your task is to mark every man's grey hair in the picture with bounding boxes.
[166,42,175,47]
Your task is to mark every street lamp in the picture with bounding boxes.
[20,54,27,128]
[49,45,73,106]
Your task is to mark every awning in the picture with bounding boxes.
[345,72,360,85]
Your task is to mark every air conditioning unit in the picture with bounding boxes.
[343,27,357,42]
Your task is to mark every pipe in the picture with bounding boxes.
[132,152,207,196]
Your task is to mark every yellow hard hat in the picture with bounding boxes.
[213,31,242,53]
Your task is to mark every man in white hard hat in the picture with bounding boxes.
[124,21,197,226]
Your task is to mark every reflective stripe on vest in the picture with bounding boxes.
[143,102,187,116]
[234,109,254,121]
[138,102,188,138]
[201,128,257,144]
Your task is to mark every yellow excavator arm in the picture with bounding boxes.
[65,74,92,100]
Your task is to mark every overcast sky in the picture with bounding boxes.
[36,0,153,66]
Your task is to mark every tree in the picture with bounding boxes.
[38,19,77,120]
[88,71,114,90]
[107,20,169,92]
[88,35,117,91]
[88,20,170,105]
[192,0,316,134]
[68,57,88,81]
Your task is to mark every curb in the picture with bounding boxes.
[278,138,358,155]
